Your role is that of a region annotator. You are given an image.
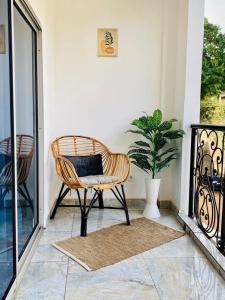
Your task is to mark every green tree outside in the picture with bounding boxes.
[201,19,225,124]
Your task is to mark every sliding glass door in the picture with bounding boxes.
[14,4,39,258]
[0,1,41,298]
[0,0,16,298]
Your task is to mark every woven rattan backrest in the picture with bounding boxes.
[0,135,34,185]
[0,135,33,157]
[52,136,111,173]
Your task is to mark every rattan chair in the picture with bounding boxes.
[51,135,131,236]
[0,135,34,210]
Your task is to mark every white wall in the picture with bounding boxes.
[160,0,204,212]
[52,0,164,202]
[175,0,205,213]
[26,0,204,223]
[28,0,56,224]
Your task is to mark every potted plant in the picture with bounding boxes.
[127,109,184,218]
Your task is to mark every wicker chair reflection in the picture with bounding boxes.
[0,135,34,210]
[51,135,131,236]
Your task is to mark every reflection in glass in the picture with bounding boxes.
[14,6,38,257]
[0,0,15,298]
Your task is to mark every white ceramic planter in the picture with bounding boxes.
[143,177,161,219]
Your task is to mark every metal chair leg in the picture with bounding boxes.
[50,183,70,219]
[81,214,87,237]
[111,185,131,226]
[121,185,131,225]
[98,190,104,209]
[77,189,88,237]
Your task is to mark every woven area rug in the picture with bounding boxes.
[53,217,184,271]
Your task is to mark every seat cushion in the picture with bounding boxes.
[64,154,103,177]
[80,175,119,186]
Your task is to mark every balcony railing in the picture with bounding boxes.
[189,124,225,255]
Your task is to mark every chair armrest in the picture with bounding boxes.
[105,153,131,183]
[55,156,85,188]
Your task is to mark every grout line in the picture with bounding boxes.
[63,257,70,300]
[63,212,75,299]
[142,256,162,300]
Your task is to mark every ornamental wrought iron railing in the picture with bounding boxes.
[189,124,225,255]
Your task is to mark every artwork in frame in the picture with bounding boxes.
[0,25,6,54]
[98,28,118,57]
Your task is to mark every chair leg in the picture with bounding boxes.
[77,189,88,237]
[111,185,131,226]
[121,185,131,225]
[50,183,70,219]
[98,190,104,209]
[81,214,87,237]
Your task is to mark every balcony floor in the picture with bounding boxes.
[15,206,225,300]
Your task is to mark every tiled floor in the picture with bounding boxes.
[14,206,225,300]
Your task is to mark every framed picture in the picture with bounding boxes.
[98,28,118,57]
[0,25,6,54]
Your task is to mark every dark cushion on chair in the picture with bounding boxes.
[0,154,11,173]
[64,154,103,177]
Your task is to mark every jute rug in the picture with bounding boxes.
[53,217,184,271]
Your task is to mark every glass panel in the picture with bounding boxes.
[14,6,38,257]
[0,0,15,298]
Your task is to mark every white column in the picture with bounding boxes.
[176,0,205,213]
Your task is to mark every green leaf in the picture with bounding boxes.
[156,153,177,172]
[126,129,151,140]
[169,118,177,123]
[154,133,171,151]
[133,141,150,148]
[163,130,185,139]
[129,150,152,173]
[157,147,177,159]
[131,116,148,130]
[128,148,151,155]
[127,110,184,175]
[128,153,148,160]
[152,109,162,126]
[132,161,151,174]
[158,121,172,131]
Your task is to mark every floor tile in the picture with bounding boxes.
[14,207,225,300]
[15,262,68,300]
[153,211,183,231]
[32,231,71,262]
[47,208,74,232]
[142,235,205,259]
[65,255,159,300]
[145,257,225,300]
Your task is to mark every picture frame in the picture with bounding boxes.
[98,28,118,57]
[0,25,6,54]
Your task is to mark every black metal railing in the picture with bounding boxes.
[189,124,225,255]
